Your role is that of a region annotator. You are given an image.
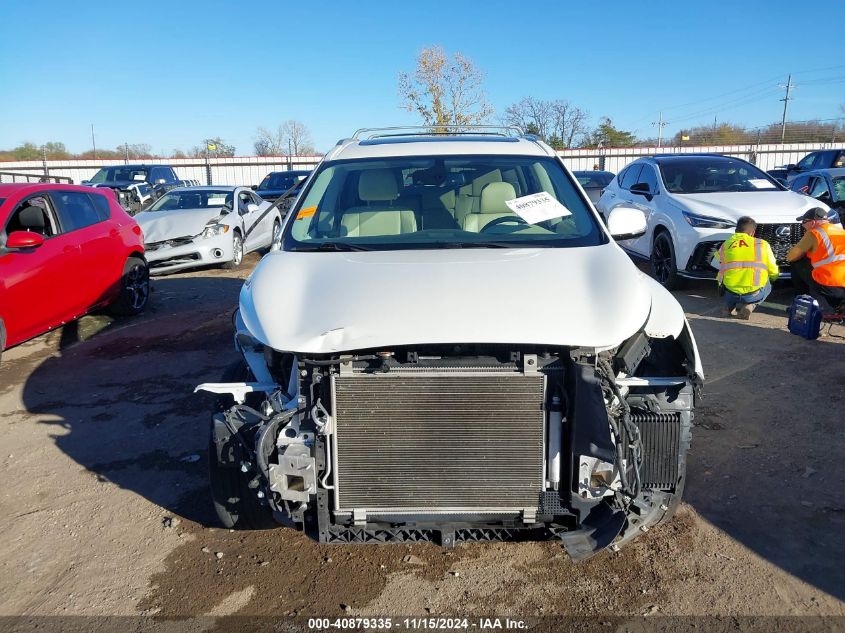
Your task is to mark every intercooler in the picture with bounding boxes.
[331,372,546,514]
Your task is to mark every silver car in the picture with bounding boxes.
[134,186,282,274]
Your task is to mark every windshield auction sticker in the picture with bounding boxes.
[505,192,572,223]
[747,179,777,189]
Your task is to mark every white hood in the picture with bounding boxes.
[239,244,656,353]
[673,190,823,222]
[135,208,228,242]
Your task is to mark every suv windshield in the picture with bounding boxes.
[658,157,779,194]
[147,189,233,212]
[283,155,603,250]
[88,167,149,183]
[260,172,308,190]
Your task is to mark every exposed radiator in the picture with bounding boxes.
[332,372,545,513]
[630,411,681,489]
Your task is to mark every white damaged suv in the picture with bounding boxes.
[198,127,703,560]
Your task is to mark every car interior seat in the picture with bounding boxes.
[340,169,417,237]
[455,169,502,225]
[9,205,49,236]
[462,182,518,232]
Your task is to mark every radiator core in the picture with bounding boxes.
[332,372,546,513]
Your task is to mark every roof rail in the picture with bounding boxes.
[352,125,525,140]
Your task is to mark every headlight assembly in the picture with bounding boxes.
[201,224,230,239]
[682,211,735,229]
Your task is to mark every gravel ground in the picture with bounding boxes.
[0,254,842,629]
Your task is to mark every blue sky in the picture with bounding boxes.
[1,0,843,156]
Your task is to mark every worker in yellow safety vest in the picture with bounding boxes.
[712,216,779,320]
[786,207,845,316]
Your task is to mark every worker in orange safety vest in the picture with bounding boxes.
[712,216,779,319]
[787,207,845,316]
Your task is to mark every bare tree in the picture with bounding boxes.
[398,45,493,130]
[502,97,553,139]
[502,98,589,148]
[550,101,589,148]
[254,121,315,155]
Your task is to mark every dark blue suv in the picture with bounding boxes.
[253,170,311,203]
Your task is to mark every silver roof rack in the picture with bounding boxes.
[351,125,525,140]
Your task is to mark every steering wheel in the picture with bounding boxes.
[480,215,531,232]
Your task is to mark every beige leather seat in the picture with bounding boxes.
[462,182,519,232]
[340,169,417,237]
[455,168,502,224]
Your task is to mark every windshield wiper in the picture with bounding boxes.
[438,241,511,249]
[296,242,373,252]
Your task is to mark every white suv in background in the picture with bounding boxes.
[596,154,825,288]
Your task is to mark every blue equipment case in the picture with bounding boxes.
[787,295,822,340]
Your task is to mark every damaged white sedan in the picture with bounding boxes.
[135,186,281,274]
[197,127,704,560]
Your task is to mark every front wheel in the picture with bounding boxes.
[269,219,282,252]
[222,231,244,270]
[109,257,150,315]
[650,231,684,290]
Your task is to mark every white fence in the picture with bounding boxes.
[2,142,845,185]
[0,155,323,186]
[556,142,845,173]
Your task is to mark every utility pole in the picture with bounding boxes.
[91,124,97,159]
[780,74,794,144]
[124,141,129,163]
[652,111,668,147]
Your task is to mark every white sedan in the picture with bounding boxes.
[135,186,282,275]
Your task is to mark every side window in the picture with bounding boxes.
[89,192,112,221]
[51,191,102,232]
[163,168,177,182]
[636,164,659,192]
[834,152,845,169]
[619,164,642,190]
[808,177,830,199]
[4,195,60,238]
[796,153,817,170]
[238,191,252,213]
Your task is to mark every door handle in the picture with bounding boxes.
[109,229,119,238]
[63,245,77,254]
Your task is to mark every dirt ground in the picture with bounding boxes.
[0,253,843,629]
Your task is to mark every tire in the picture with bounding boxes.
[269,219,281,252]
[109,257,150,316]
[222,231,243,270]
[650,230,684,290]
[208,362,277,530]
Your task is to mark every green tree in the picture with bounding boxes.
[582,117,638,147]
[11,142,42,160]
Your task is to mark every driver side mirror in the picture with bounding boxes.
[251,185,258,190]
[6,231,45,250]
[155,178,166,185]
[243,203,259,214]
[786,164,797,171]
[629,182,654,200]
[607,206,647,240]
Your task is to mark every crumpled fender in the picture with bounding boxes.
[641,275,704,382]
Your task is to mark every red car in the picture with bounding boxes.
[0,183,149,360]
